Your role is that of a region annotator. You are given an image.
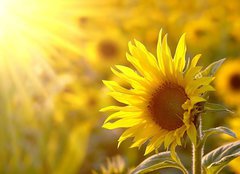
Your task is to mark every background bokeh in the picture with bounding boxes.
[1,0,240,173]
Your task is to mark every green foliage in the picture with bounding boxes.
[201,126,236,146]
[202,141,240,174]
[201,58,226,77]
[204,102,233,113]
[132,152,188,174]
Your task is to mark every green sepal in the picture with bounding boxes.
[202,141,240,174]
[204,102,233,113]
[132,151,188,174]
[201,58,225,77]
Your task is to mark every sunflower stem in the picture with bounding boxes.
[192,115,203,174]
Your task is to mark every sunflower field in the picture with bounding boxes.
[1,0,240,174]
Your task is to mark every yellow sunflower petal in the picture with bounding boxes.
[190,96,206,105]
[174,33,186,72]
[109,91,145,105]
[160,34,174,76]
[100,105,140,112]
[194,85,215,95]
[187,123,197,146]
[164,131,175,149]
[128,41,161,82]
[131,126,158,149]
[170,143,178,162]
[186,77,214,94]
[111,67,149,90]
[126,51,146,77]
[134,39,159,70]
[185,66,203,81]
[145,135,165,155]
[104,111,141,124]
[118,127,137,147]
[190,54,202,69]
[103,118,143,129]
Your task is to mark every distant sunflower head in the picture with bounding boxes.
[86,27,127,73]
[102,30,214,155]
[215,58,240,107]
[97,39,119,59]
[183,16,219,52]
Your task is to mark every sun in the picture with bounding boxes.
[0,1,99,172]
[0,0,85,110]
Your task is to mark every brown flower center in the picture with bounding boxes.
[98,40,118,59]
[148,82,188,131]
[195,29,207,37]
[78,17,88,26]
[230,73,240,91]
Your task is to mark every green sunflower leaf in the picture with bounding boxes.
[201,126,236,147]
[203,127,236,139]
[202,141,240,174]
[132,151,188,174]
[201,58,226,77]
[204,102,233,113]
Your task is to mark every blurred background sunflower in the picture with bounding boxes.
[1,0,240,173]
[215,59,240,108]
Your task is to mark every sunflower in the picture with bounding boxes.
[215,58,240,107]
[183,16,220,53]
[54,76,108,124]
[85,26,128,74]
[101,30,214,155]
[229,17,240,43]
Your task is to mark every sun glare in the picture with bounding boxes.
[0,0,83,104]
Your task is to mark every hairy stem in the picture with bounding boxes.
[193,115,203,174]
